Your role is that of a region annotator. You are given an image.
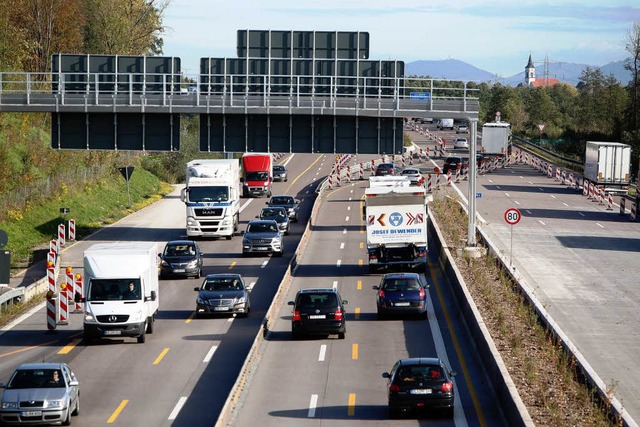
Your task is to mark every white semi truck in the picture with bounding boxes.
[181,159,240,239]
[481,122,512,158]
[364,176,428,273]
[80,243,159,344]
[583,141,631,194]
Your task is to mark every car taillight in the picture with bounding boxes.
[419,288,425,299]
[334,308,343,320]
[378,290,385,299]
[389,383,401,393]
[293,310,301,321]
[441,381,453,392]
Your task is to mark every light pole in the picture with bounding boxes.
[467,118,478,247]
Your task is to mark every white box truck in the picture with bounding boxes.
[481,122,512,157]
[180,159,240,239]
[583,141,631,193]
[437,118,454,130]
[80,243,159,344]
[364,176,428,273]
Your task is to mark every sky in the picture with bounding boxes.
[161,0,640,78]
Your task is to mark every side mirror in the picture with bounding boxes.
[146,290,157,302]
[180,188,187,203]
[246,284,253,292]
[382,372,391,379]
[74,292,84,303]
[240,230,246,235]
[295,199,300,204]
[255,215,259,218]
[287,301,295,306]
[342,300,348,305]
[194,287,200,292]
[372,285,379,290]
[449,370,458,377]
[69,380,79,387]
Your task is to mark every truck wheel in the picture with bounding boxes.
[146,317,154,334]
[83,331,93,345]
[137,329,146,343]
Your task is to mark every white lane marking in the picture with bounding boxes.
[528,181,533,184]
[347,206,351,211]
[316,172,319,175]
[550,195,557,199]
[350,189,354,193]
[424,273,468,426]
[318,345,327,362]
[227,317,234,322]
[343,228,347,234]
[282,154,295,166]
[539,188,545,192]
[520,176,524,179]
[340,242,345,249]
[596,223,604,229]
[526,210,532,215]
[250,281,256,288]
[336,260,342,267]
[168,397,188,420]
[563,202,569,207]
[203,345,218,363]
[313,177,316,181]
[308,394,318,418]
[488,179,493,183]
[333,280,338,289]
[538,219,546,226]
[261,261,268,269]
[349,197,352,201]
[496,186,501,190]
[239,199,253,213]
[514,200,520,205]
[318,167,322,170]
[345,216,350,221]
[306,190,309,194]
[578,212,585,217]
[504,192,509,197]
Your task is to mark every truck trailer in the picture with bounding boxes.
[181,159,240,239]
[241,153,273,197]
[481,122,512,158]
[364,176,428,273]
[80,243,159,344]
[583,141,631,193]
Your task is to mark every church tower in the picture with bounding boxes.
[525,53,536,86]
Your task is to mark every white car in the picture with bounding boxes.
[453,138,469,149]
[400,168,423,186]
[455,124,468,133]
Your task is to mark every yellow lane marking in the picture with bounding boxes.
[229,261,236,269]
[185,312,196,324]
[107,400,128,423]
[428,260,486,426]
[286,154,325,193]
[357,280,362,290]
[354,307,360,319]
[153,347,170,365]
[359,242,363,249]
[358,259,363,267]
[352,343,359,360]
[57,339,82,355]
[348,393,356,416]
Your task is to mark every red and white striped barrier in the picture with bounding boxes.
[455,165,461,183]
[358,163,364,180]
[346,166,352,182]
[561,170,566,184]
[589,183,595,200]
[47,261,55,294]
[583,180,589,197]
[548,165,553,177]
[568,173,574,189]
[427,174,433,193]
[68,219,76,241]
[599,187,605,205]
[74,274,83,312]
[59,284,68,324]
[58,223,65,246]
[606,192,613,210]
[46,294,57,331]
[49,239,57,263]
[631,202,637,221]
[446,172,452,186]
[480,160,486,175]
[336,173,342,187]
[620,197,626,215]
[555,168,560,181]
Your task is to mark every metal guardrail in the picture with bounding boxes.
[513,135,582,168]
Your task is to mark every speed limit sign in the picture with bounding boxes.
[504,208,521,225]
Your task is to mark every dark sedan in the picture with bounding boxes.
[441,155,464,175]
[257,206,290,235]
[194,274,252,318]
[159,240,203,279]
[272,164,288,182]
[288,288,348,340]
[383,357,457,418]
[374,162,396,176]
[267,195,300,222]
[373,272,428,318]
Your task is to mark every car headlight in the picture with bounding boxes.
[221,219,230,225]
[235,296,246,304]
[186,260,199,268]
[84,313,96,323]
[186,218,196,226]
[196,297,206,305]
[2,402,18,409]
[161,260,170,267]
[243,182,249,186]
[47,400,64,408]
[272,237,282,244]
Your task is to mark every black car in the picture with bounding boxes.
[373,272,428,318]
[382,357,457,418]
[272,165,288,182]
[194,274,252,318]
[257,206,290,235]
[159,240,203,279]
[441,156,464,175]
[375,162,396,176]
[267,195,300,222]
[288,288,348,339]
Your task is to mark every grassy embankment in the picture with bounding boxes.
[430,193,618,426]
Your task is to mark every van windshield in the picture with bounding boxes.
[88,279,142,301]
[246,172,268,181]
[188,186,229,202]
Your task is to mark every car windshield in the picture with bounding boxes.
[164,244,195,257]
[297,293,338,309]
[202,278,242,291]
[88,279,142,301]
[246,171,269,181]
[273,166,284,171]
[247,222,277,233]
[271,197,293,205]
[402,170,418,175]
[396,365,443,383]
[7,369,65,389]
[382,279,421,291]
[261,208,286,218]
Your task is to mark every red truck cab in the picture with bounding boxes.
[241,153,273,197]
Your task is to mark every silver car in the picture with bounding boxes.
[400,168,423,186]
[0,362,80,425]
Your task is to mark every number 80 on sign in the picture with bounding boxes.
[504,208,521,225]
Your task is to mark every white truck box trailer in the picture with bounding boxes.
[181,159,240,239]
[583,141,631,191]
[81,242,159,344]
[481,122,512,156]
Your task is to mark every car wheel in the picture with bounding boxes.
[443,407,454,418]
[388,406,402,419]
[226,235,232,240]
[338,331,346,340]
[83,331,93,346]
[137,329,146,343]
[146,316,154,334]
[242,252,248,257]
[276,250,283,257]
[72,395,80,416]
[377,308,386,320]
[291,330,301,340]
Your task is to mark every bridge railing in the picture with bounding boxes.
[0,72,479,115]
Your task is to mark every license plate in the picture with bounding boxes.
[308,315,326,319]
[256,247,268,251]
[410,389,432,395]
[21,411,42,417]
[173,269,185,273]
[104,330,121,335]
[395,302,411,307]
[214,307,230,311]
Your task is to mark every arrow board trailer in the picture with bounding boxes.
[181,159,241,239]
[364,181,428,273]
[81,243,159,344]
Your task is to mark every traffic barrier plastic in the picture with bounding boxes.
[46,293,57,331]
[583,180,589,197]
[480,160,486,175]
[599,187,605,205]
[358,163,364,180]
[346,166,352,182]
[620,197,626,215]
[555,168,560,181]
[631,202,637,221]
[455,164,461,183]
[68,219,76,241]
[548,165,553,178]
[49,239,57,262]
[427,174,433,193]
[589,183,595,200]
[47,261,55,294]
[568,173,574,189]
[447,172,452,186]
[606,192,613,210]
[58,223,65,246]
[74,274,83,312]
[561,170,566,184]
[59,283,68,324]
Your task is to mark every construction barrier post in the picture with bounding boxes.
[606,192,613,210]
[58,224,65,246]
[631,202,637,221]
[74,274,83,312]
[620,197,626,215]
[46,290,57,331]
[58,282,68,325]
[68,219,76,241]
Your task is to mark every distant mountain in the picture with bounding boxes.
[406,58,633,86]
